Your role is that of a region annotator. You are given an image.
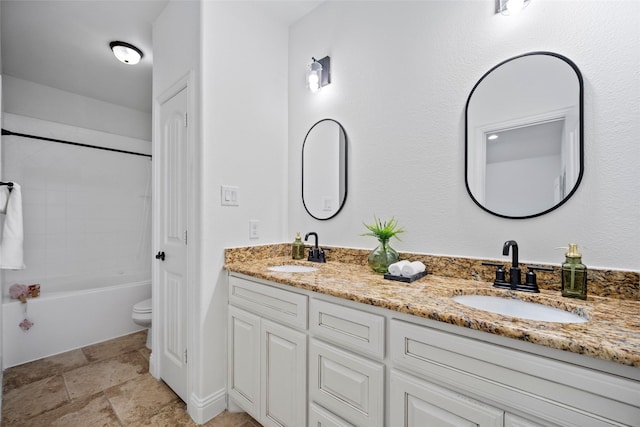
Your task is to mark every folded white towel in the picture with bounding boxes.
[0,182,26,269]
[401,261,426,277]
[388,260,410,276]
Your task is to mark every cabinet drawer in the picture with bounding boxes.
[309,403,355,427]
[309,339,384,427]
[229,275,308,330]
[310,298,385,360]
[390,369,504,427]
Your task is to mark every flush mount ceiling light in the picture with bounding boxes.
[109,41,143,65]
[307,56,331,92]
[496,0,531,15]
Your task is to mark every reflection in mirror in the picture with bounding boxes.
[302,119,348,220]
[466,52,583,219]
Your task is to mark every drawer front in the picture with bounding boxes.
[309,403,356,427]
[229,275,308,330]
[390,369,504,427]
[310,298,385,360]
[309,339,384,427]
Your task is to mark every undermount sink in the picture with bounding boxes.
[267,265,318,273]
[452,295,588,323]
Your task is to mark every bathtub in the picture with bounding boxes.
[2,273,151,368]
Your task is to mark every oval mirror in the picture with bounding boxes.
[465,52,583,219]
[302,118,348,220]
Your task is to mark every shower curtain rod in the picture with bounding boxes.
[1,128,152,159]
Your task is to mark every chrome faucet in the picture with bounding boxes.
[304,232,326,263]
[502,240,521,289]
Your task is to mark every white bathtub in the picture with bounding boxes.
[2,273,151,368]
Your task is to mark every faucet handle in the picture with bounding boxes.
[482,262,510,289]
[517,265,552,293]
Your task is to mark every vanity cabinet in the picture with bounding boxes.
[227,272,639,427]
[309,298,385,427]
[228,276,308,427]
[390,319,638,426]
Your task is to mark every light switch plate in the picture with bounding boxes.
[221,185,239,206]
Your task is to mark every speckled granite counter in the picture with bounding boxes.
[225,247,640,369]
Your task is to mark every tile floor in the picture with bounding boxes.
[2,331,261,426]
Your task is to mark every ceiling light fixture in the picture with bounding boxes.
[496,0,531,16]
[109,41,143,65]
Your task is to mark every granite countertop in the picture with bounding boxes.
[225,256,640,369]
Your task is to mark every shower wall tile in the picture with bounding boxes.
[2,128,152,290]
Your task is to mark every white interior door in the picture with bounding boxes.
[157,86,188,402]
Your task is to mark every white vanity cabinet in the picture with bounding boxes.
[308,298,385,427]
[227,272,640,427]
[228,275,308,427]
[390,319,640,426]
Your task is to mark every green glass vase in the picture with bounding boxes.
[368,238,399,273]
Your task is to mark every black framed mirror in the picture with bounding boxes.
[302,118,348,220]
[465,52,584,219]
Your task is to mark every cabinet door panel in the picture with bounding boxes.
[261,318,307,427]
[390,369,504,427]
[228,306,261,419]
[310,339,384,427]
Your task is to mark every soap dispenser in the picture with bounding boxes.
[292,232,305,260]
[561,243,587,300]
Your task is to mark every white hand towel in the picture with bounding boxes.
[0,186,9,214]
[388,260,410,276]
[0,182,26,269]
[401,261,426,277]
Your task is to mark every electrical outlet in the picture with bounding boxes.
[249,220,259,239]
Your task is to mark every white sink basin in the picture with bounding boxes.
[268,265,318,273]
[452,295,587,323]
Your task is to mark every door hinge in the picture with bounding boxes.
[184,112,188,127]
[184,348,188,364]
[183,230,188,245]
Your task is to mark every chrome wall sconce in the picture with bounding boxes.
[496,0,531,15]
[307,56,331,92]
[109,41,144,65]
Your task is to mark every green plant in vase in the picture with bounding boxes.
[362,216,404,273]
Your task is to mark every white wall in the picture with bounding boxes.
[199,0,289,418]
[2,76,151,141]
[288,0,640,271]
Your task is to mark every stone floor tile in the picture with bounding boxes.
[105,374,179,425]
[1,375,69,424]
[128,399,198,426]
[64,350,148,399]
[203,410,255,427]
[25,392,120,427]
[2,349,89,394]
[82,330,148,362]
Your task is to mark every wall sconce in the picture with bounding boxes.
[496,0,530,15]
[109,41,144,65]
[307,56,331,92]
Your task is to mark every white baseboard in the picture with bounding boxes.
[187,388,227,424]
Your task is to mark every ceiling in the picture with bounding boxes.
[1,0,321,114]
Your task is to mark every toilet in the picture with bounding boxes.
[132,298,152,349]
